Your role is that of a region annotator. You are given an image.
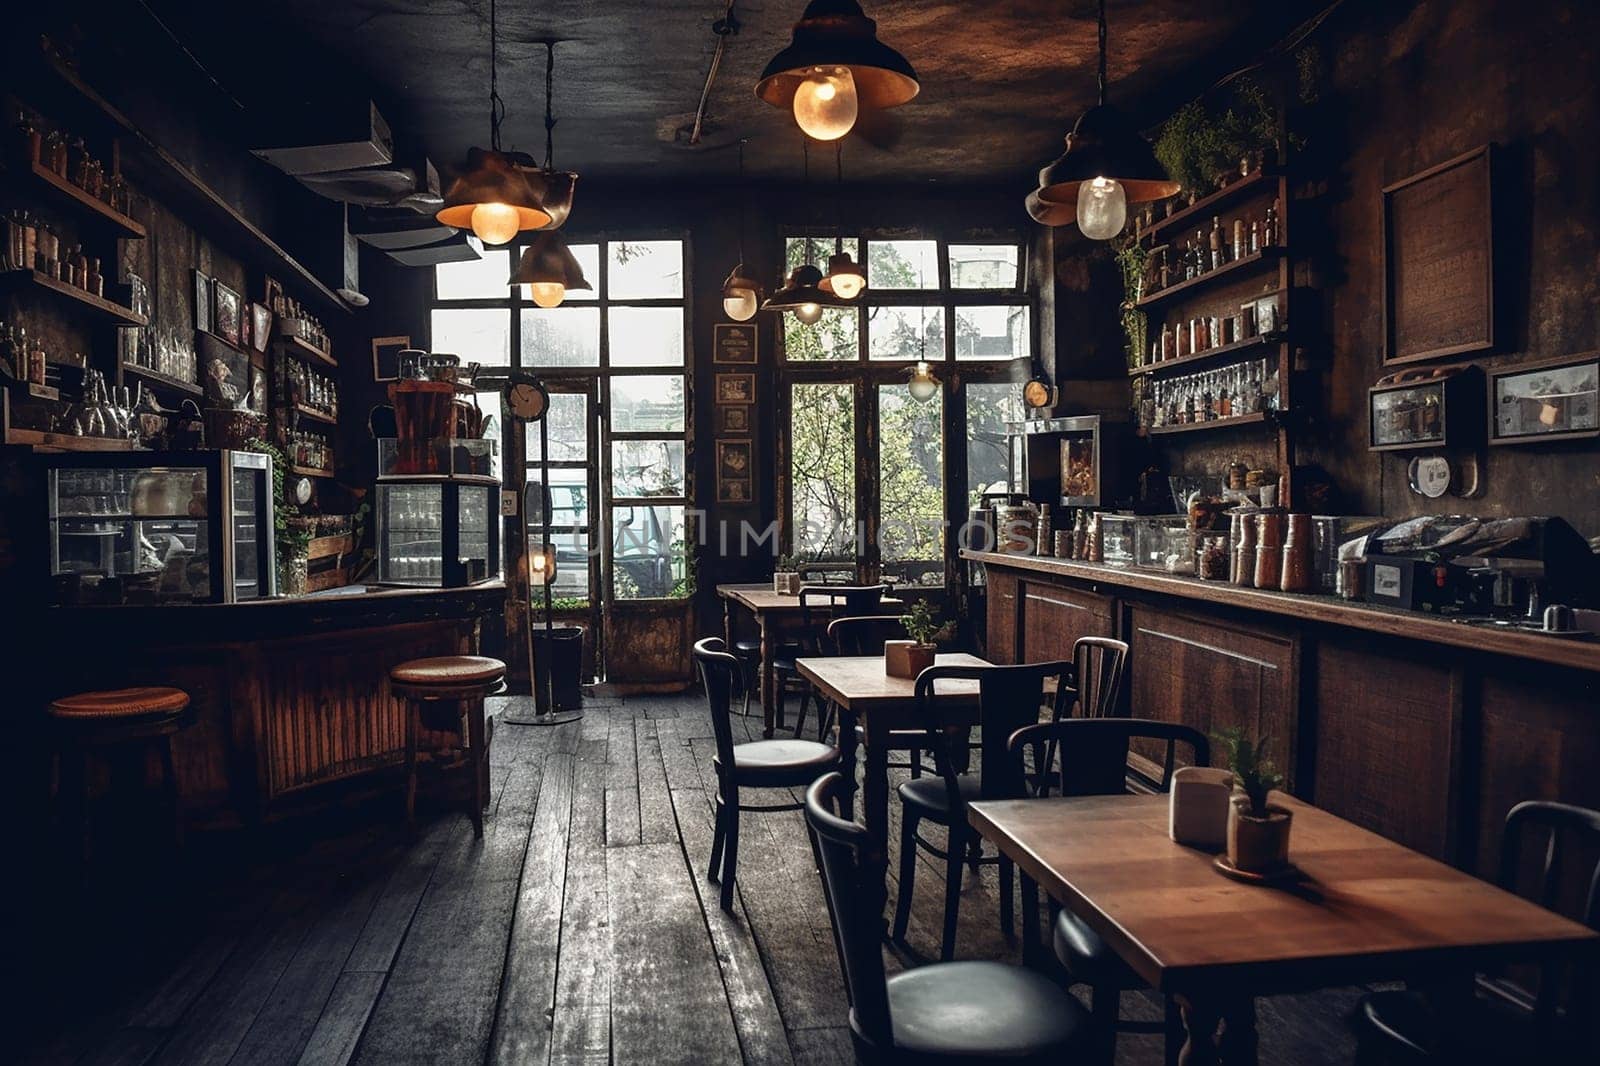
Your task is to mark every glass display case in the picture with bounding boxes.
[375,474,499,588]
[47,450,276,604]
[1132,515,1194,573]
[1100,514,1138,568]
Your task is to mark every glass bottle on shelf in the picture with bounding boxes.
[1209,215,1225,269]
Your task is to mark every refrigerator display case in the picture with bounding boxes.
[374,474,499,588]
[47,450,276,604]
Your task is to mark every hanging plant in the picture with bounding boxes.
[1113,237,1149,368]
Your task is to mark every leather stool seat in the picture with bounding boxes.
[390,655,505,688]
[50,686,189,721]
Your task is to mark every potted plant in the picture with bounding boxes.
[885,599,941,679]
[774,553,802,595]
[1214,726,1292,874]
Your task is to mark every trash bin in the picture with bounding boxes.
[532,625,586,711]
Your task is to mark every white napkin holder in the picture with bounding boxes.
[1169,766,1234,849]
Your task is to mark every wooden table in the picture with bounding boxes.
[715,583,901,738]
[796,652,986,928]
[969,793,1600,1065]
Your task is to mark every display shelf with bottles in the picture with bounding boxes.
[1,267,145,325]
[17,158,145,240]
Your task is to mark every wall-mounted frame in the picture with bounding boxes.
[714,373,755,405]
[716,438,754,504]
[1488,351,1599,445]
[713,322,757,364]
[1382,144,1494,365]
[193,269,212,334]
[371,336,410,383]
[716,404,751,435]
[1367,363,1482,452]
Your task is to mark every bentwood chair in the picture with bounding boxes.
[805,771,1094,1064]
[1356,800,1600,1063]
[694,637,841,912]
[1008,717,1209,1064]
[781,584,887,738]
[798,560,858,585]
[894,661,1071,961]
[1033,637,1130,796]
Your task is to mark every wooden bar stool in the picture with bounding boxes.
[48,686,192,863]
[390,655,505,838]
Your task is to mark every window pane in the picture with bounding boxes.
[878,385,944,580]
[611,439,686,497]
[559,244,601,300]
[784,307,858,362]
[526,392,588,462]
[435,249,510,300]
[610,375,685,432]
[521,306,600,367]
[949,244,1021,289]
[431,308,510,366]
[965,383,1021,507]
[612,504,687,599]
[869,305,944,361]
[790,382,856,559]
[868,239,939,289]
[608,240,683,299]
[955,304,1030,360]
[609,307,684,366]
[786,236,858,273]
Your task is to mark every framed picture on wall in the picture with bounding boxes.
[713,322,758,364]
[716,405,751,435]
[1488,352,1599,444]
[717,438,754,504]
[715,373,755,405]
[372,335,411,382]
[250,304,272,353]
[193,270,212,334]
[1382,144,1495,365]
[213,281,243,348]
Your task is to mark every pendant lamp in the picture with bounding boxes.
[722,141,763,321]
[756,0,919,142]
[517,42,579,232]
[512,230,592,308]
[1028,0,1178,238]
[761,140,845,322]
[819,143,865,299]
[907,360,939,402]
[436,0,550,243]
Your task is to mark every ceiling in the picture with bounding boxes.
[143,0,1329,187]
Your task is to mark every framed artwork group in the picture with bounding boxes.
[712,323,757,505]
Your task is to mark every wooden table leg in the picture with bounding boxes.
[1216,998,1257,1065]
[857,718,892,937]
[1175,995,1221,1066]
[759,616,777,739]
[1020,871,1043,968]
[836,705,858,823]
[1173,994,1256,1066]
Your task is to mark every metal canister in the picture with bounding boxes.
[1054,530,1073,558]
[966,507,996,553]
[996,505,1035,555]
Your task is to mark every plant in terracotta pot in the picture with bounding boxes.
[1214,726,1292,874]
[884,599,941,679]
[773,553,802,595]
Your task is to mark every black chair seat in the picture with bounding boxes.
[885,960,1091,1061]
[1358,991,1438,1059]
[1053,909,1140,989]
[731,638,762,658]
[726,738,839,786]
[897,773,982,822]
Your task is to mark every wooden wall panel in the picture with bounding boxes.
[1128,604,1299,787]
[1020,582,1116,665]
[986,570,1019,665]
[1311,636,1461,859]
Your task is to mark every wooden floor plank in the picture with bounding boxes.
[670,786,796,1066]
[635,718,678,845]
[487,752,576,1066]
[548,738,612,1066]
[606,842,744,1064]
[292,973,385,1066]
[342,818,451,974]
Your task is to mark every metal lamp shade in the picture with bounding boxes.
[510,232,593,292]
[436,147,552,232]
[761,263,833,312]
[1034,104,1180,206]
[755,0,919,112]
[722,262,765,301]
[1024,188,1077,227]
[520,168,579,230]
[818,250,866,297]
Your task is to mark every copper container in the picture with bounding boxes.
[1279,540,1312,592]
[1232,547,1253,585]
[996,505,1035,555]
[1255,511,1285,548]
[1054,530,1074,559]
[1253,543,1282,589]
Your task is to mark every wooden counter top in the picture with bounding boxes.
[963,550,1600,674]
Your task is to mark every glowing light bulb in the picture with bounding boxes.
[723,288,759,322]
[1076,176,1127,241]
[470,201,521,245]
[528,282,566,308]
[830,272,865,300]
[794,302,823,325]
[792,67,858,141]
[908,361,939,402]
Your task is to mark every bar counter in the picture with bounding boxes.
[964,550,1600,881]
[35,582,506,827]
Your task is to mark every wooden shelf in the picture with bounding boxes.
[1128,335,1278,377]
[36,39,348,316]
[1135,248,1284,311]
[1142,169,1284,244]
[307,533,355,561]
[2,269,148,325]
[293,403,337,426]
[1145,410,1269,436]
[278,334,336,368]
[21,160,146,239]
[123,362,203,397]
[5,426,137,451]
[291,464,335,478]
